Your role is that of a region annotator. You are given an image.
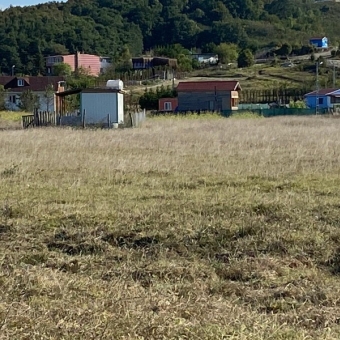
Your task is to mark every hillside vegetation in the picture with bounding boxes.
[1,116,340,338]
[0,0,340,75]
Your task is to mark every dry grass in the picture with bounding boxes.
[1,116,340,339]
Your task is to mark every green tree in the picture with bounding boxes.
[154,44,189,59]
[43,84,55,112]
[0,0,333,75]
[237,49,254,68]
[139,88,159,110]
[214,43,238,64]
[19,90,40,112]
[177,54,193,72]
[115,46,132,72]
[53,63,72,76]
[277,43,292,56]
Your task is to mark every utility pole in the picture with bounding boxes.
[333,62,336,88]
[315,61,323,115]
[316,61,319,115]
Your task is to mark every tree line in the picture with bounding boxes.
[0,0,338,75]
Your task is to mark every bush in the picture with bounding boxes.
[289,100,307,109]
[139,85,177,110]
[237,49,254,68]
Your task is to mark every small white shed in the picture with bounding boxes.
[80,86,124,126]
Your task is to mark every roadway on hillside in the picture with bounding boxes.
[255,49,336,64]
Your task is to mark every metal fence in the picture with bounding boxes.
[222,108,329,118]
[131,110,146,127]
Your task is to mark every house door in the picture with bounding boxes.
[209,101,214,111]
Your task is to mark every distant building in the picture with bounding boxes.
[176,80,241,112]
[131,57,177,70]
[304,88,340,110]
[190,53,219,65]
[0,76,65,111]
[46,52,111,76]
[309,36,328,49]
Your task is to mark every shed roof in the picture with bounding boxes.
[304,88,338,96]
[55,88,82,97]
[177,81,241,92]
[309,36,327,40]
[328,89,340,98]
[81,88,125,94]
[55,87,125,97]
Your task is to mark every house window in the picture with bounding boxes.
[9,95,17,104]
[318,97,324,105]
[17,79,24,87]
[164,102,172,111]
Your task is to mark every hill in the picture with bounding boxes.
[0,0,340,75]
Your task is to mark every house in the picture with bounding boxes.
[328,89,340,112]
[0,76,65,111]
[158,98,178,112]
[304,88,340,110]
[190,53,219,65]
[80,80,124,126]
[132,57,177,70]
[46,52,111,76]
[176,81,241,112]
[309,36,328,49]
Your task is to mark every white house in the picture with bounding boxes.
[0,76,65,112]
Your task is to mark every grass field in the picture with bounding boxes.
[1,115,340,339]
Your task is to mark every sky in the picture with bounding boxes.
[0,1,53,9]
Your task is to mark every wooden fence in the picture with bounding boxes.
[240,88,309,104]
[22,110,59,129]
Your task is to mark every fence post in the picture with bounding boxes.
[82,109,86,129]
[34,109,39,127]
[131,112,135,127]
[107,114,110,129]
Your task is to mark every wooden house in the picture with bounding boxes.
[176,81,241,112]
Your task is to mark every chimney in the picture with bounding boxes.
[57,81,65,93]
[75,51,80,73]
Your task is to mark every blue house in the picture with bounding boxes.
[309,36,328,49]
[304,88,339,109]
